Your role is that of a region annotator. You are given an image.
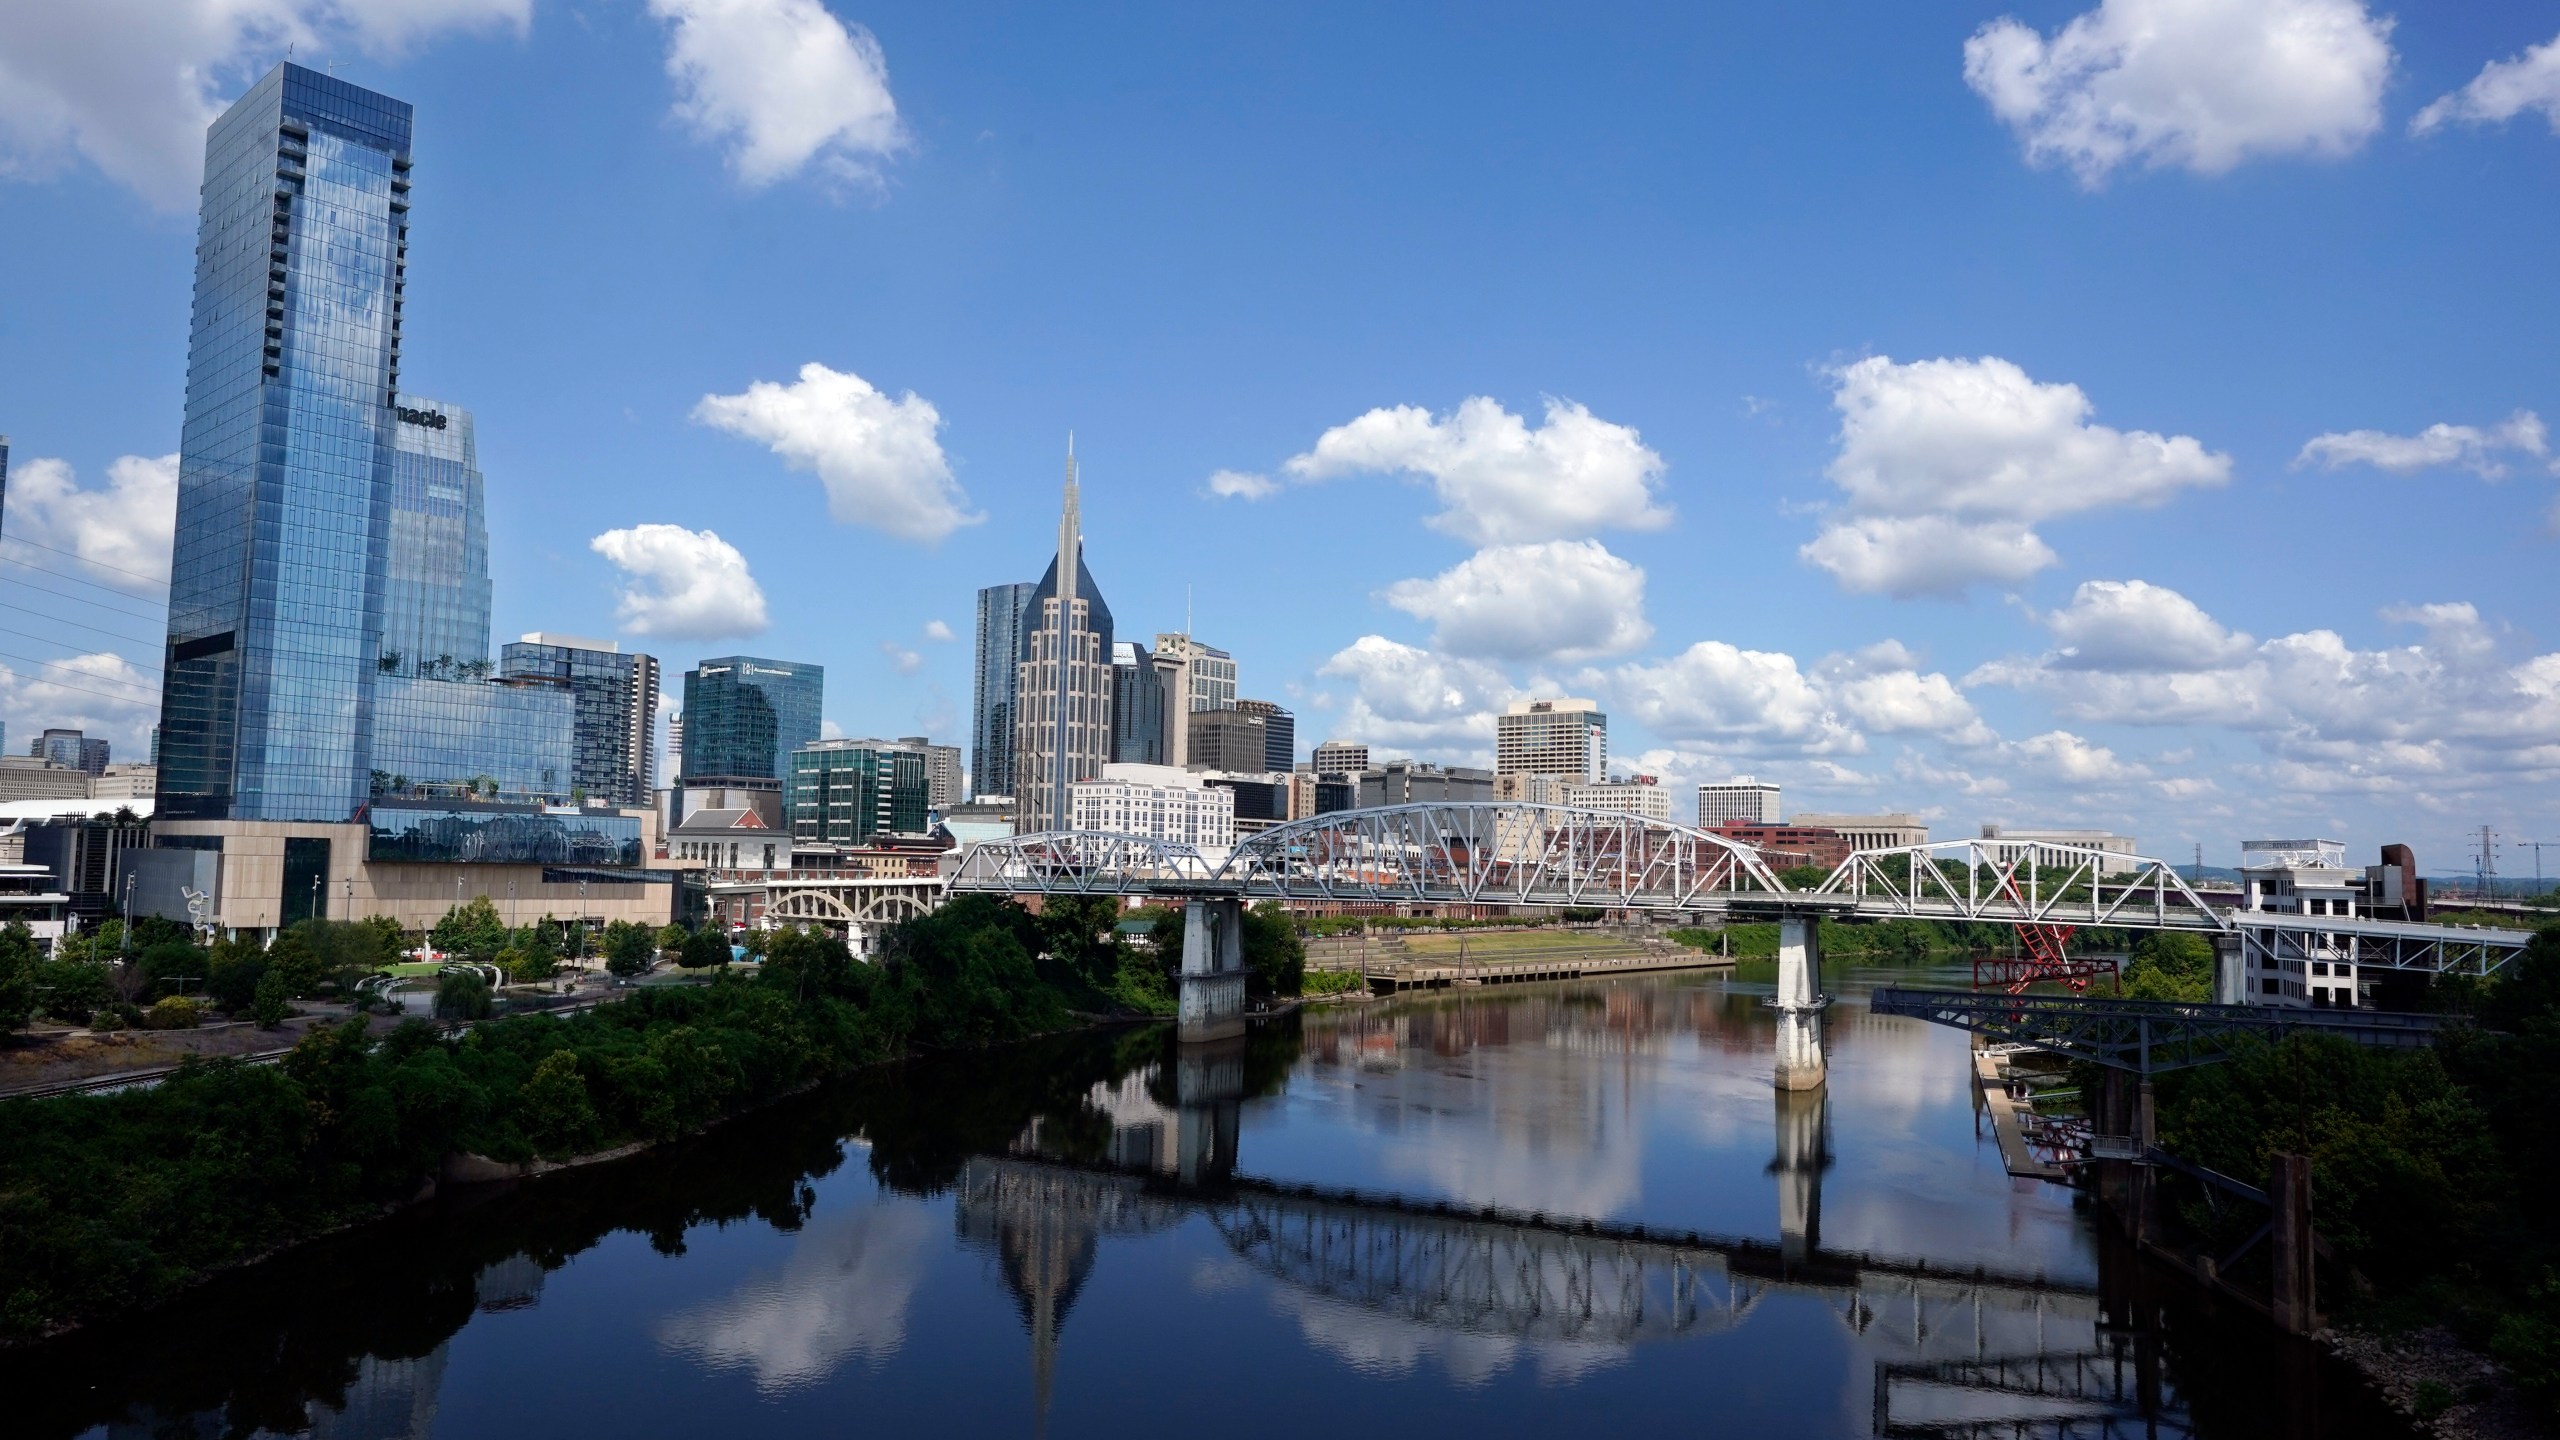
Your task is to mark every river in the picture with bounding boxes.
[8,964,2410,1438]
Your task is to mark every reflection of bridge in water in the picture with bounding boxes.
[954,1044,2195,1438]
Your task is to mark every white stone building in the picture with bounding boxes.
[1070,763,1236,853]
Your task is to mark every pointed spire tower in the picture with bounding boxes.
[1012,436,1114,832]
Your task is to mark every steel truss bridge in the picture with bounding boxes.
[951,805,2533,977]
[1868,987,2451,1075]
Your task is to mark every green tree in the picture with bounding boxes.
[1776,864,1831,890]
[250,969,290,1029]
[515,1049,599,1157]
[431,896,508,960]
[32,960,114,1024]
[434,969,492,1020]
[680,929,732,970]
[205,940,270,1012]
[0,920,39,1032]
[656,923,689,956]
[762,926,855,1001]
[1037,894,1126,994]
[1242,902,1304,998]
[2122,932,2215,1002]
[602,920,656,978]
[263,927,324,997]
[504,947,558,984]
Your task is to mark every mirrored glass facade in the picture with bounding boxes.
[790,740,928,844]
[365,801,643,867]
[380,394,489,674]
[500,638,660,806]
[372,674,573,801]
[158,64,411,821]
[971,582,1036,800]
[679,657,821,786]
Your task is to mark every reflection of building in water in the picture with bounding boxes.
[473,1251,548,1311]
[306,1345,450,1440]
[956,1160,1187,1420]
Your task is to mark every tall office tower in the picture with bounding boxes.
[369,397,572,800]
[157,64,416,821]
[680,657,823,787]
[1237,699,1293,772]
[1495,698,1607,786]
[791,739,929,844]
[31,729,111,775]
[971,581,1037,799]
[502,634,663,805]
[1310,740,1368,774]
[1698,776,1782,826]
[1110,640,1166,765]
[1150,632,1234,766]
[1185,708,1269,773]
[1012,445,1114,832]
[892,735,964,810]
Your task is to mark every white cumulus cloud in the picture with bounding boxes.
[0,0,528,211]
[0,651,160,754]
[1315,636,1517,760]
[1383,540,1651,663]
[2294,410,2552,479]
[1963,0,2393,185]
[879,640,921,674]
[2042,579,2255,671]
[921,618,954,643]
[590,524,770,639]
[2010,729,2147,784]
[693,363,979,543]
[1602,642,1860,755]
[1814,642,1994,745]
[6,451,177,583]
[2413,28,2560,136]
[648,0,905,188]
[1279,396,1671,545]
[1802,356,2230,598]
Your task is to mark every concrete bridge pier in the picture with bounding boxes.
[1179,898,1248,1044]
[1772,913,1828,1091]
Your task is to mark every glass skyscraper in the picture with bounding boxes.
[1110,640,1165,765]
[971,581,1036,800]
[157,64,413,821]
[680,657,822,787]
[501,635,661,806]
[789,740,928,845]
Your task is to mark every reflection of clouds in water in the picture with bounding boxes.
[1268,1287,1628,1388]
[1189,1256,1255,1295]
[1342,1043,1648,1219]
[1829,1012,1968,1125]
[656,1201,940,1393]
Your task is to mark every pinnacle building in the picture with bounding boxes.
[1011,447,1114,832]
[157,64,420,821]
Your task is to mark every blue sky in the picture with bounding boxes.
[3,1,2558,872]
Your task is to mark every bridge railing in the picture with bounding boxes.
[950,830,1221,894]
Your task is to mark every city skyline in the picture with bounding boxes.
[3,6,2558,862]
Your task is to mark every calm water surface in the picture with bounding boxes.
[18,966,2409,1439]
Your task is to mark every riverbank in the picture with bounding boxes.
[0,898,1222,1345]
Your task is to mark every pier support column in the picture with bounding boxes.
[1772,913,1827,1091]
[2213,937,2246,1006]
[1179,898,1248,1044]
[2270,1152,2317,1335]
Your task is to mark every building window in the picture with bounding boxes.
[2262,977,2279,995]
[282,836,331,927]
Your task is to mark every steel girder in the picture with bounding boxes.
[950,829,1222,896]
[1809,839,2228,932]
[1867,987,2450,1074]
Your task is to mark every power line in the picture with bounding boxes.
[0,533,168,590]
[0,649,161,707]
[0,598,162,651]
[0,560,171,625]
[0,627,160,678]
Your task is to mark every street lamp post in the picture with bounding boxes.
[120,875,135,966]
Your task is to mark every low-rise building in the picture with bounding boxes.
[1697,776,1782,826]
[2237,838,2362,1008]
[1309,740,1368,774]
[1562,776,1672,822]
[1070,763,1235,851]
[1979,823,2141,876]
[1788,812,1928,852]
[1362,760,1495,807]
[1709,822,1854,872]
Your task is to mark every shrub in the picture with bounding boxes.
[251,971,290,1029]
[1302,969,1364,997]
[143,996,203,1030]
[434,970,492,1021]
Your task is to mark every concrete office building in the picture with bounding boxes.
[679,657,822,788]
[1236,699,1294,771]
[892,736,964,812]
[1359,760,1496,807]
[1563,777,1672,822]
[1978,823,2140,876]
[1152,632,1234,766]
[501,634,661,806]
[971,581,1038,800]
[1013,446,1114,833]
[1790,812,1929,851]
[1109,640,1167,765]
[1310,740,1368,774]
[1698,777,1782,826]
[2236,839,2363,1007]
[1496,698,1606,784]
[1185,708,1271,773]
[1070,762,1234,850]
